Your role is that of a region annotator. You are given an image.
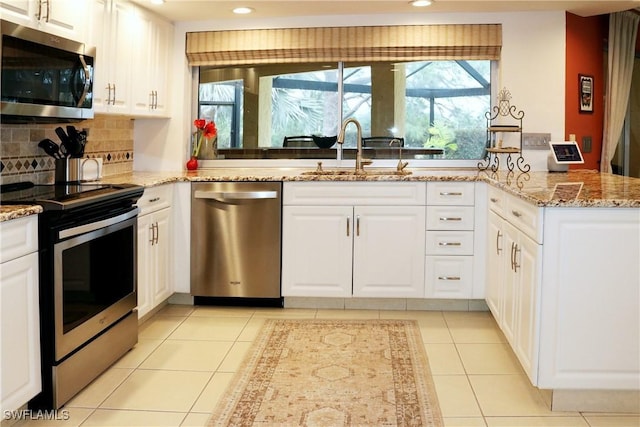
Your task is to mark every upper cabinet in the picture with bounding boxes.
[88,0,173,117]
[131,8,172,117]
[0,0,87,41]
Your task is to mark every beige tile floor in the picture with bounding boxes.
[9,305,640,427]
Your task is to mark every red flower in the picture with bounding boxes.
[203,121,217,139]
[191,118,217,157]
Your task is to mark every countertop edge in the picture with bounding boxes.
[2,169,639,221]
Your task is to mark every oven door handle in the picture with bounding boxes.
[59,209,138,240]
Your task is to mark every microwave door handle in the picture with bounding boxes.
[75,55,91,107]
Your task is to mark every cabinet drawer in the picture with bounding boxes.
[487,185,506,216]
[505,194,543,243]
[425,256,473,298]
[426,206,474,230]
[0,216,38,264]
[426,231,474,255]
[283,182,426,206]
[137,184,173,216]
[427,182,475,206]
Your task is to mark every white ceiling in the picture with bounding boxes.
[129,0,640,23]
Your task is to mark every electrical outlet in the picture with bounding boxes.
[582,136,592,153]
[522,133,551,150]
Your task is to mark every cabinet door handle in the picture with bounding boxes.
[154,91,158,109]
[45,0,51,22]
[439,242,461,246]
[106,84,112,105]
[513,243,521,273]
[356,215,360,236]
[112,84,116,105]
[510,242,516,271]
[496,230,502,254]
[346,217,350,237]
[439,217,462,222]
[36,0,43,20]
[438,276,461,281]
[440,192,462,196]
[149,223,155,246]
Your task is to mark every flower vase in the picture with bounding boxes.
[186,156,198,170]
[200,137,218,159]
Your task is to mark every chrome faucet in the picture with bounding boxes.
[389,138,408,172]
[336,118,372,173]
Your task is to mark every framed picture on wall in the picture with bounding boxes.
[579,74,594,113]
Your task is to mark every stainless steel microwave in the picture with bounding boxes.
[0,20,94,123]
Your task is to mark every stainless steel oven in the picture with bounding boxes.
[0,181,143,409]
[53,209,137,361]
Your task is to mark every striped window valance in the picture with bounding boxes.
[185,24,502,66]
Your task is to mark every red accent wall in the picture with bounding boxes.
[565,13,607,170]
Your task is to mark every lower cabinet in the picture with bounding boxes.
[486,192,542,385]
[0,217,41,413]
[282,205,425,298]
[137,186,173,319]
[282,182,426,298]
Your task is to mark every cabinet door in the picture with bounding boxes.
[90,0,133,114]
[131,12,172,117]
[485,211,505,321]
[152,208,172,305]
[501,221,519,347]
[1,252,41,413]
[88,0,110,111]
[513,231,541,384]
[0,0,85,39]
[282,206,353,297]
[42,0,87,40]
[136,213,153,318]
[353,206,425,298]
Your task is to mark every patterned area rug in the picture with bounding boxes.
[208,319,443,426]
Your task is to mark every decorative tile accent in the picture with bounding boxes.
[0,115,134,185]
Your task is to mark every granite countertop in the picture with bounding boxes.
[2,168,640,222]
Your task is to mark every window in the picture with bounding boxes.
[198,60,491,160]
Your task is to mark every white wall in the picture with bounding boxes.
[133,11,566,172]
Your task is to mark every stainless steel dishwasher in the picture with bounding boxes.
[190,182,282,305]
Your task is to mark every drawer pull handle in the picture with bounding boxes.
[439,217,462,221]
[511,210,522,218]
[440,192,463,196]
[438,276,461,281]
[356,215,361,236]
[148,197,160,203]
[439,242,461,246]
[490,197,499,203]
[496,230,502,254]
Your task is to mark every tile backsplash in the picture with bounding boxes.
[0,114,134,185]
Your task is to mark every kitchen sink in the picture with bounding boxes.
[301,169,412,176]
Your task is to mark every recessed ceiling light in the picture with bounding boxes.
[410,0,432,7]
[233,7,254,14]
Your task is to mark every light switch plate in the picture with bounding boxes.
[522,133,551,150]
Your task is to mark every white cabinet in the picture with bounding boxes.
[538,208,640,390]
[130,8,172,117]
[282,206,353,297]
[89,0,134,114]
[89,0,173,116]
[136,185,173,319]
[485,188,542,385]
[425,182,476,299]
[282,182,426,298]
[0,216,41,413]
[0,0,87,40]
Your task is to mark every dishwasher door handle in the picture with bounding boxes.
[194,190,279,200]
